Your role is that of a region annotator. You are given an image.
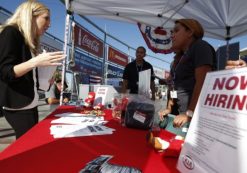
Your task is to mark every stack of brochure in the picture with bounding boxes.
[50,112,115,138]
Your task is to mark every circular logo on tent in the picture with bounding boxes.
[182,155,194,170]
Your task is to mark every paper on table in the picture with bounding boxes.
[54,112,94,117]
[50,112,115,138]
[38,66,57,91]
[50,124,88,135]
[138,69,151,98]
[50,124,115,138]
[51,116,105,125]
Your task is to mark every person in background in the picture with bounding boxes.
[158,51,182,121]
[0,1,65,139]
[45,78,69,104]
[122,46,155,100]
[170,19,216,128]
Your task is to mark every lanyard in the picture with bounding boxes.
[171,54,185,89]
[136,64,143,72]
[172,55,184,81]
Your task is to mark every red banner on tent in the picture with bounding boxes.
[74,24,103,58]
[108,46,128,66]
[138,23,172,54]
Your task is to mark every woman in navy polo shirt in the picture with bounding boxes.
[170,19,216,128]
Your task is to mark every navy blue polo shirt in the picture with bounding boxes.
[171,39,216,113]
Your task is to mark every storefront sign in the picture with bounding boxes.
[74,24,103,58]
[108,46,128,66]
[107,65,123,78]
[73,50,102,76]
[177,68,247,173]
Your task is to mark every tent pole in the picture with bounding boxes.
[102,28,107,85]
[60,11,72,105]
[69,21,79,97]
[226,26,231,61]
[226,40,229,61]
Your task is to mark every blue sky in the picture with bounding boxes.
[1,0,247,71]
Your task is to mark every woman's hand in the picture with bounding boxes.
[158,108,171,121]
[225,60,247,69]
[173,114,191,128]
[13,51,65,78]
[31,51,65,67]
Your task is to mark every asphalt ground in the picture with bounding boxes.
[0,100,58,152]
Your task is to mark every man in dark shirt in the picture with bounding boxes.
[122,46,155,100]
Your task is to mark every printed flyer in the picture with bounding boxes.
[177,67,247,173]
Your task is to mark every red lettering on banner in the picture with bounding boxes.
[204,94,247,110]
[240,76,247,89]
[217,94,228,107]
[213,76,247,90]
[213,78,226,90]
[74,24,103,58]
[204,75,247,111]
[82,35,99,52]
[225,76,239,90]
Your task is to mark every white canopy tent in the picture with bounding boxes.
[64,0,247,40]
[60,0,247,104]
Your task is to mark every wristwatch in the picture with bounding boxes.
[186,110,194,118]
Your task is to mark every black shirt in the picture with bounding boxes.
[0,26,34,109]
[123,60,155,94]
[171,39,216,113]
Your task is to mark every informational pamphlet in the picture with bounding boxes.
[138,69,151,98]
[93,86,117,106]
[94,87,108,106]
[50,112,114,138]
[79,155,141,173]
[177,67,247,173]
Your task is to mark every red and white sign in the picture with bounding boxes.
[108,46,128,67]
[177,68,247,173]
[74,24,103,58]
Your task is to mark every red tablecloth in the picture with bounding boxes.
[0,106,180,173]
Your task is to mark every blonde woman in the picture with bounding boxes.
[0,1,65,138]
